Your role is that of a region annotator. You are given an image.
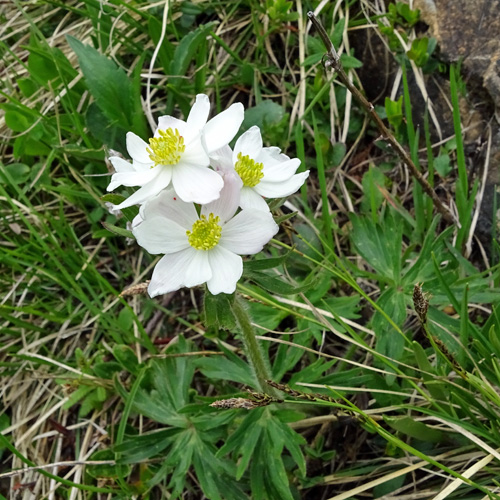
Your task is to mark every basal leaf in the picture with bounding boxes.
[114,429,178,463]
[67,36,135,131]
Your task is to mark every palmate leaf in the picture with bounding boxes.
[195,344,255,387]
[122,337,243,499]
[192,437,245,500]
[114,428,179,463]
[350,212,403,284]
[218,407,305,499]
[132,337,195,426]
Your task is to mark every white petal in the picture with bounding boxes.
[148,248,210,297]
[255,171,310,198]
[186,94,210,131]
[183,250,212,287]
[256,147,288,168]
[262,158,301,182]
[203,102,244,153]
[133,215,189,254]
[202,170,241,222]
[206,246,243,294]
[114,168,173,209]
[126,132,151,164]
[172,164,223,204]
[109,156,135,173]
[209,145,234,173]
[141,189,198,229]
[131,212,143,229]
[262,146,284,160]
[182,134,210,167]
[156,116,187,136]
[106,167,160,192]
[233,125,263,162]
[239,186,269,211]
[220,210,278,255]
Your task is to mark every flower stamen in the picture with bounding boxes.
[147,128,186,166]
[234,152,264,187]
[186,214,222,251]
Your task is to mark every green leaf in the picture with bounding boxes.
[331,18,346,49]
[275,419,306,476]
[242,100,285,132]
[87,449,131,479]
[169,22,218,85]
[4,108,36,132]
[67,36,135,132]
[133,338,196,425]
[195,345,255,386]
[93,361,122,379]
[203,291,236,331]
[273,210,297,224]
[245,270,313,295]
[17,78,38,98]
[0,163,30,184]
[434,153,452,177]
[372,288,407,364]
[86,102,127,151]
[114,429,178,463]
[62,384,95,410]
[113,345,140,375]
[236,423,262,479]
[350,213,403,283]
[340,54,363,69]
[28,47,58,83]
[385,96,404,129]
[100,194,139,222]
[243,252,291,272]
[384,415,444,443]
[407,37,429,67]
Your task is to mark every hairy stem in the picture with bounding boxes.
[307,11,456,225]
[232,297,280,398]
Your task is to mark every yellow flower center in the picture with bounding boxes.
[234,152,264,187]
[147,128,186,166]
[186,214,222,251]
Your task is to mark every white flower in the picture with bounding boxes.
[132,172,279,296]
[210,125,309,211]
[107,94,244,209]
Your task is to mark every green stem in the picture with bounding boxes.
[231,297,279,397]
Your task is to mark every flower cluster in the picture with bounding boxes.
[107,94,309,296]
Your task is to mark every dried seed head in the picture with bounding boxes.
[210,398,262,410]
[120,281,150,297]
[413,283,430,323]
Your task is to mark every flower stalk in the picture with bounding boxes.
[231,297,280,398]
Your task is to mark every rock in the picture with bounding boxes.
[416,0,500,121]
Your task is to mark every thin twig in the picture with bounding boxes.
[307,12,456,225]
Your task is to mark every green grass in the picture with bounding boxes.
[1,0,500,499]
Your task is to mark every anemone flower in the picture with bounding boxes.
[132,171,279,296]
[107,94,244,209]
[210,125,309,211]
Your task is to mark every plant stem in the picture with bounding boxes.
[231,297,280,398]
[307,12,456,226]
